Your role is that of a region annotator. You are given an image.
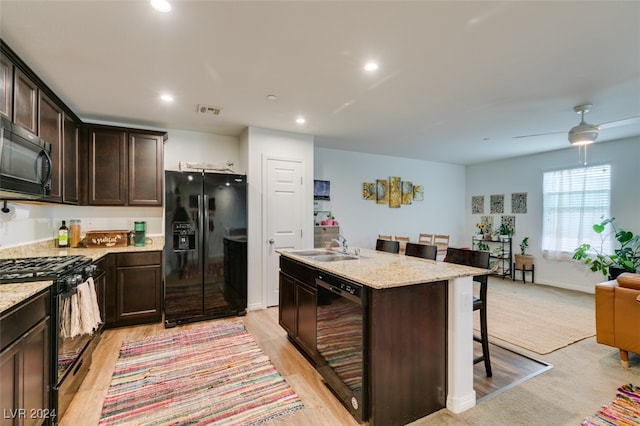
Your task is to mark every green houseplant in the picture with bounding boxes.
[572,217,640,277]
[514,237,533,270]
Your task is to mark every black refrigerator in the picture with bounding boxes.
[164,170,247,327]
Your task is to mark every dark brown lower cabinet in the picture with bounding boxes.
[279,256,447,426]
[102,251,163,328]
[368,281,447,426]
[279,257,317,362]
[0,289,51,426]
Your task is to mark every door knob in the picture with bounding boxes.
[269,239,275,244]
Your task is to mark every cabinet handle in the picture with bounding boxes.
[269,239,275,244]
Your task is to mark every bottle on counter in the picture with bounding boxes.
[69,219,81,248]
[58,220,69,248]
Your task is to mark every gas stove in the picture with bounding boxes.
[0,255,93,288]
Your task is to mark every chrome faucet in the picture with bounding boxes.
[331,234,348,253]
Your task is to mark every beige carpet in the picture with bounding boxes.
[474,278,595,355]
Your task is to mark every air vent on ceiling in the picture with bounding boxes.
[197,104,223,116]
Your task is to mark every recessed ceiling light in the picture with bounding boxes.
[364,62,379,72]
[160,94,174,102]
[266,94,277,100]
[150,0,171,13]
[296,117,306,124]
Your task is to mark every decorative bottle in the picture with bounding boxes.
[58,220,69,248]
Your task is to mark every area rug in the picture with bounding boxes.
[581,383,640,425]
[474,279,595,355]
[98,319,303,425]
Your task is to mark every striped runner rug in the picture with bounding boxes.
[581,383,640,425]
[99,319,303,425]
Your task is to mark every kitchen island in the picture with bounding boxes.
[278,248,489,425]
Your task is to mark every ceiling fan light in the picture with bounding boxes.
[568,122,598,145]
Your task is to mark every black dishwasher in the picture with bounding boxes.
[315,270,368,422]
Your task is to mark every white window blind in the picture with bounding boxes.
[542,164,611,258]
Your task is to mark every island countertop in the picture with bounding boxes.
[278,248,489,289]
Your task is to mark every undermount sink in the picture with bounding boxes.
[309,254,360,262]
[291,249,333,256]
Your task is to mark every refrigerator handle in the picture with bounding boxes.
[203,194,208,260]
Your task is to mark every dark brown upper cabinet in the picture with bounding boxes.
[13,68,38,134]
[62,113,79,204]
[128,132,164,206]
[86,125,165,206]
[87,127,128,206]
[0,52,12,119]
[39,92,63,202]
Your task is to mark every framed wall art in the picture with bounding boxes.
[472,195,484,214]
[511,192,527,214]
[362,182,376,200]
[376,179,389,204]
[490,194,504,214]
[388,176,402,208]
[401,181,413,205]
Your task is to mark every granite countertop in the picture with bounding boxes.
[0,237,165,314]
[278,248,489,289]
[0,281,52,314]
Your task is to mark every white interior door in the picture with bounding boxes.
[265,157,304,307]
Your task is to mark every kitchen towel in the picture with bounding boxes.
[77,278,102,335]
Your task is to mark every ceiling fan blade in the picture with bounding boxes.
[513,130,564,139]
[598,116,640,130]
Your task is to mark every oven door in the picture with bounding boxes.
[316,276,367,422]
[52,282,100,420]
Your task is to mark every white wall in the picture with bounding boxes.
[466,136,640,293]
[245,127,314,311]
[314,148,467,250]
[163,129,243,173]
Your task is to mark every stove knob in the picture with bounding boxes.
[75,274,84,284]
[65,276,76,289]
[85,265,96,275]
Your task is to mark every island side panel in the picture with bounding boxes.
[446,275,476,413]
[368,280,447,426]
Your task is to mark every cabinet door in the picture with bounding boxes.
[128,132,163,206]
[296,280,317,356]
[116,264,162,326]
[62,114,79,204]
[279,272,297,337]
[0,52,12,120]
[0,341,20,426]
[39,93,63,202]
[0,317,50,426]
[13,68,38,134]
[22,318,50,426]
[87,127,127,205]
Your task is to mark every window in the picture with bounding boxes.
[542,164,611,258]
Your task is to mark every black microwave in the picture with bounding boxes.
[0,116,52,200]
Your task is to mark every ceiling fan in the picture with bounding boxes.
[514,104,640,145]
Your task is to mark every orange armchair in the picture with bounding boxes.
[595,272,640,367]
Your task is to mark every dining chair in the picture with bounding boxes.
[418,233,434,245]
[405,242,437,260]
[394,236,410,254]
[378,234,392,241]
[445,247,492,377]
[376,239,400,254]
[433,234,450,258]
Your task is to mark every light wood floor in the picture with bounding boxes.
[61,308,549,426]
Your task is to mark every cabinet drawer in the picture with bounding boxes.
[116,251,161,267]
[0,289,50,350]
[280,257,316,285]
